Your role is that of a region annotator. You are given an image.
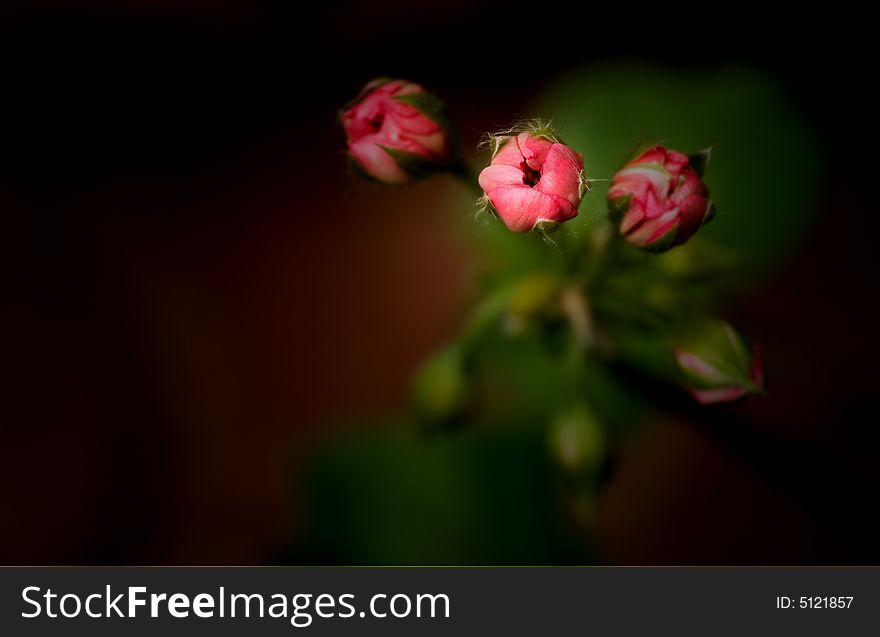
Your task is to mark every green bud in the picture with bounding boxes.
[504,274,562,336]
[411,346,471,426]
[675,320,765,404]
[547,403,606,475]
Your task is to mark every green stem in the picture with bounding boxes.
[560,284,594,351]
[457,284,515,353]
[583,219,622,286]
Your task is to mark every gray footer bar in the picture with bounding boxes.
[1,567,877,635]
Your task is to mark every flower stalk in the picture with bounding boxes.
[340,78,767,497]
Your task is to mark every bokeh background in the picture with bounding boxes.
[2,1,877,564]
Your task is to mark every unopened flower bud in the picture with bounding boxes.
[478,130,586,232]
[411,346,471,426]
[608,144,714,252]
[548,403,606,475]
[342,79,453,184]
[675,321,765,404]
[503,274,562,335]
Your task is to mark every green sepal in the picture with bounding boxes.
[608,194,632,223]
[617,141,658,169]
[475,194,498,220]
[340,77,395,114]
[578,170,592,199]
[687,147,713,177]
[485,134,515,158]
[380,145,444,179]
[701,200,717,226]
[533,219,561,234]
[392,91,454,137]
[523,119,562,144]
[676,320,758,391]
[347,154,382,183]
[639,224,679,253]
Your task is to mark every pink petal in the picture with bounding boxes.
[750,345,765,388]
[491,137,526,168]
[630,144,666,165]
[626,208,679,246]
[611,167,670,202]
[619,204,646,234]
[674,194,710,241]
[690,386,746,405]
[479,164,527,191]
[488,187,564,233]
[349,140,410,184]
[536,157,582,207]
[517,132,553,171]
[675,351,728,384]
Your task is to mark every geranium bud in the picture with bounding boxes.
[504,274,562,335]
[548,403,606,475]
[608,144,714,252]
[411,345,471,426]
[675,321,765,405]
[342,79,453,184]
[478,131,586,233]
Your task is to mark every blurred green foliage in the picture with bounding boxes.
[547,63,822,274]
[296,424,592,564]
[291,63,823,564]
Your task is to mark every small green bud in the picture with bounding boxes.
[547,403,606,475]
[411,346,471,425]
[675,321,765,404]
[504,274,562,336]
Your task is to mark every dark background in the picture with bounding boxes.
[2,1,877,564]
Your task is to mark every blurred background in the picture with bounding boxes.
[2,1,877,564]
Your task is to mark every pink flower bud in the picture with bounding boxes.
[608,144,714,252]
[478,131,586,233]
[342,79,453,184]
[674,321,765,405]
